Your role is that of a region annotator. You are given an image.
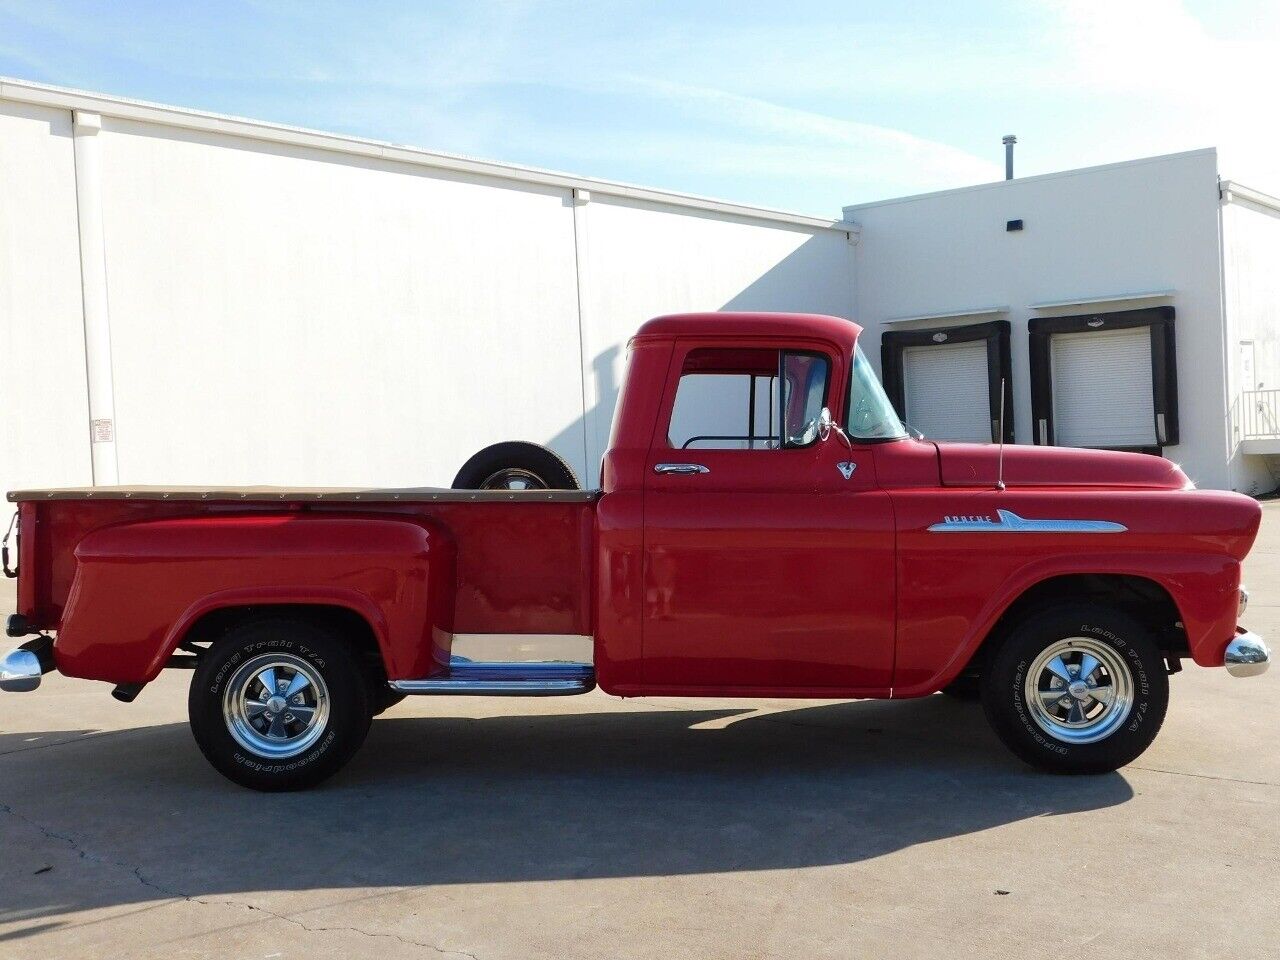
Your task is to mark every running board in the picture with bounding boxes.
[388,659,596,696]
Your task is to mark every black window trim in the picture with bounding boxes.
[1028,306,1177,455]
[880,320,1014,443]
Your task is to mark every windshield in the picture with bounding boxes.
[847,345,908,440]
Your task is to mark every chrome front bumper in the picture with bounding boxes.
[1225,630,1271,678]
[0,636,54,692]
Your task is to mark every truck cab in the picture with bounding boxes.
[597,313,900,694]
[2,312,1268,791]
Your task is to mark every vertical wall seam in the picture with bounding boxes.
[67,108,97,484]
[570,188,593,487]
[1215,175,1237,487]
[71,109,119,485]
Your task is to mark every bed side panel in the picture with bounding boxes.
[55,513,454,684]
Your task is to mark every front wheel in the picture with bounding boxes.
[941,674,981,701]
[981,603,1168,774]
[189,618,372,791]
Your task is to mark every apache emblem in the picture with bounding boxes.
[928,509,1126,533]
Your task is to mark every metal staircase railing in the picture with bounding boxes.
[1237,390,1280,440]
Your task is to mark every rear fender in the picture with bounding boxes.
[53,513,456,685]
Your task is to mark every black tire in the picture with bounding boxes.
[941,674,981,701]
[451,441,579,491]
[354,652,405,717]
[371,696,404,716]
[370,685,407,717]
[189,618,372,791]
[981,602,1168,774]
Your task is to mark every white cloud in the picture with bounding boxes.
[1038,0,1280,188]
[621,77,1000,192]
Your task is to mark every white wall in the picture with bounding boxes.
[0,101,92,526]
[96,118,585,487]
[577,196,853,485]
[845,150,1236,490]
[1221,192,1280,493]
[0,85,854,497]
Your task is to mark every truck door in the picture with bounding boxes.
[641,341,896,692]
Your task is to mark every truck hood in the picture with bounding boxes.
[935,442,1191,490]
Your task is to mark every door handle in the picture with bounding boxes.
[654,462,710,475]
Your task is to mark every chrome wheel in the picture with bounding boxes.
[222,654,330,759]
[480,467,547,491]
[1024,637,1134,745]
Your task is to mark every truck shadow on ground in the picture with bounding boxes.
[0,695,1133,935]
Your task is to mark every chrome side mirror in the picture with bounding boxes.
[817,407,834,441]
[817,407,853,450]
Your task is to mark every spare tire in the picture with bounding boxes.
[451,441,580,491]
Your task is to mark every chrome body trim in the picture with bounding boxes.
[1224,630,1270,678]
[928,508,1127,534]
[0,649,43,692]
[1238,586,1249,620]
[654,463,710,475]
[390,658,596,696]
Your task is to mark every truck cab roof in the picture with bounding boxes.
[633,312,863,351]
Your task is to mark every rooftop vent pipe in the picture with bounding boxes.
[1003,135,1016,180]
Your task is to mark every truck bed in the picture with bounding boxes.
[8,486,599,678]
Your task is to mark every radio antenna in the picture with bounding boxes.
[995,378,1007,492]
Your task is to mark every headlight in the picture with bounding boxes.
[1239,586,1250,620]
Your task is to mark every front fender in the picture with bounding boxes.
[887,486,1258,697]
[893,550,1240,697]
[54,513,456,684]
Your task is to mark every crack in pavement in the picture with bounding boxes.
[0,728,137,759]
[1125,765,1280,787]
[0,800,480,959]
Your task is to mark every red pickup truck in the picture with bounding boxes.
[2,312,1268,790]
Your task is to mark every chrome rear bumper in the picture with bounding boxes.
[0,635,54,692]
[1225,630,1270,678]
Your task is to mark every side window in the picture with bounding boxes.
[781,353,829,447]
[666,348,829,450]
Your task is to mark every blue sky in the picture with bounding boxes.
[2,0,1277,215]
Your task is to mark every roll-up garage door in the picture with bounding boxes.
[903,341,992,442]
[1050,327,1155,447]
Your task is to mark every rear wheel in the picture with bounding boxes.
[981,602,1168,774]
[452,441,579,491]
[372,689,406,716]
[189,618,371,791]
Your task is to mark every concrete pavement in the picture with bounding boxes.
[2,502,1278,959]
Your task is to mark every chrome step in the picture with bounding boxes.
[389,658,596,696]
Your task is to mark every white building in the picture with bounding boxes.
[2,78,1278,522]
[847,150,1280,495]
